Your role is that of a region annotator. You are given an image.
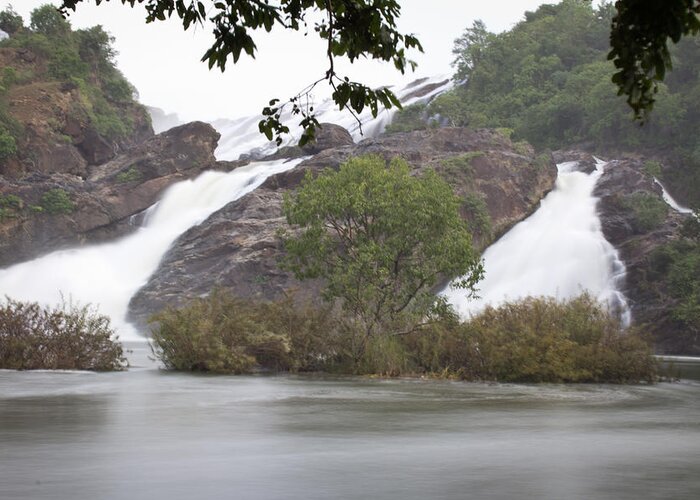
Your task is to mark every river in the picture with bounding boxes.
[1,343,699,500]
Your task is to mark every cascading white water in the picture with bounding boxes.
[443,160,630,325]
[0,159,303,340]
[654,178,695,215]
[0,76,450,341]
[214,75,452,161]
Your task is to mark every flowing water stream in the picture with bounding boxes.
[443,160,630,324]
[1,344,699,500]
[0,159,303,340]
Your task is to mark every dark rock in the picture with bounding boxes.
[300,123,354,155]
[0,122,224,267]
[128,127,557,326]
[594,156,695,354]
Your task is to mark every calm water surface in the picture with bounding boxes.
[1,342,699,500]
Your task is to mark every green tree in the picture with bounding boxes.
[30,4,71,36]
[452,20,492,82]
[282,155,483,358]
[0,5,24,35]
[59,0,422,146]
[609,0,700,119]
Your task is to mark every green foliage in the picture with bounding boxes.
[150,291,656,383]
[0,193,22,220]
[116,166,143,183]
[150,290,338,374]
[440,152,482,178]
[384,102,429,134]
[40,188,74,215]
[405,294,657,383]
[608,0,700,120]
[2,9,139,143]
[0,126,17,162]
[60,0,422,146]
[461,192,492,238]
[282,155,483,356]
[622,192,668,233]
[0,5,24,35]
[0,297,125,371]
[650,235,700,347]
[643,160,663,178]
[30,4,70,36]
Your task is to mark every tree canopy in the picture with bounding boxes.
[282,155,483,356]
[58,0,422,146]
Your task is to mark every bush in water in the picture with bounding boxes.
[405,294,657,383]
[150,291,657,383]
[149,290,340,374]
[0,297,125,371]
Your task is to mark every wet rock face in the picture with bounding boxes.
[0,122,223,267]
[128,127,558,328]
[594,157,695,354]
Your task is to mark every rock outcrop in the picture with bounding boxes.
[128,127,557,327]
[0,122,224,267]
[594,157,694,354]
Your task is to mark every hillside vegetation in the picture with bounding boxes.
[390,0,700,208]
[0,4,150,177]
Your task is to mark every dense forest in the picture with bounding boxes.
[389,0,700,208]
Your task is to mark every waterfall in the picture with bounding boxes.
[443,160,631,325]
[214,75,452,161]
[0,76,451,340]
[0,159,303,340]
[654,178,695,215]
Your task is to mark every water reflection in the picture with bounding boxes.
[1,349,699,500]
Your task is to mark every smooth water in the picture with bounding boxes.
[444,160,629,323]
[1,345,699,500]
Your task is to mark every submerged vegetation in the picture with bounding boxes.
[0,297,125,371]
[149,292,656,383]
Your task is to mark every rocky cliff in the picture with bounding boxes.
[0,122,232,267]
[593,156,697,354]
[128,127,557,327]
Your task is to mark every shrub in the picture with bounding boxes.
[116,166,143,183]
[643,160,663,178]
[0,193,22,221]
[150,291,656,383]
[40,188,74,214]
[0,126,17,162]
[461,192,492,238]
[0,6,23,35]
[0,297,125,371]
[440,151,482,179]
[149,290,327,374]
[623,192,668,233]
[384,102,429,134]
[404,295,657,383]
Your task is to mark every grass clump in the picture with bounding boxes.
[0,297,125,371]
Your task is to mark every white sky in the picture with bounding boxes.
[7,1,564,122]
